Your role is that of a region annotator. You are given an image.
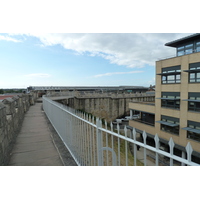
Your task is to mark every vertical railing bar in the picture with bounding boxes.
[90,123,93,166]
[100,119,104,165]
[84,113,87,166]
[96,118,101,166]
[117,123,120,166]
[169,137,175,166]
[133,128,137,166]
[81,115,84,166]
[104,120,108,165]
[143,131,147,166]
[124,126,128,166]
[111,134,114,166]
[154,134,159,166]
[87,116,91,166]
[85,114,89,166]
[92,116,96,166]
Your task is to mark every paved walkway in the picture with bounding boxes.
[9,102,75,166]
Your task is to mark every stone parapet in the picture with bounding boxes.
[0,94,34,165]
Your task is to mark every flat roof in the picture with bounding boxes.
[0,95,15,100]
[165,33,200,47]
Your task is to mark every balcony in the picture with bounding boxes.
[129,101,155,114]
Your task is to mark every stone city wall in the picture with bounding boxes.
[58,95,155,123]
[0,94,34,165]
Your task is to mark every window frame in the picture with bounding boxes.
[161,66,181,84]
[161,92,180,109]
[188,62,200,83]
[186,120,200,142]
[160,115,179,136]
[188,92,200,112]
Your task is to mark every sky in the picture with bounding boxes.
[0,33,193,89]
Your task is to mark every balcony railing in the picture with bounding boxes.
[157,49,200,61]
[132,118,155,127]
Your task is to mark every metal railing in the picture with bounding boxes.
[43,96,200,166]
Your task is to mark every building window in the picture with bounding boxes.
[188,62,200,83]
[183,121,200,142]
[131,110,155,126]
[160,92,180,109]
[177,43,194,56]
[159,65,181,84]
[195,41,200,52]
[187,92,200,112]
[157,115,179,135]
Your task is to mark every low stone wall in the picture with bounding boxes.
[0,94,34,165]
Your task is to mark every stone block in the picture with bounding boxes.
[2,98,15,115]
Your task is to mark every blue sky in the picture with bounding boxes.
[0,33,192,88]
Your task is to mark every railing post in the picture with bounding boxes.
[96,118,103,166]
[168,137,175,166]
[142,130,147,166]
[186,142,193,166]
[154,134,160,166]
[132,128,137,166]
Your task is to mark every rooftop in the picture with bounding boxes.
[0,95,15,100]
[165,33,200,47]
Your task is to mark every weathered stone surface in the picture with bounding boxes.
[0,94,34,165]
[61,94,155,123]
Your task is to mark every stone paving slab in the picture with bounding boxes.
[11,141,54,153]
[8,102,76,166]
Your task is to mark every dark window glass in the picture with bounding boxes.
[188,93,200,112]
[160,115,179,135]
[161,92,180,109]
[187,121,200,142]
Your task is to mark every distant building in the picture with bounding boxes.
[129,33,200,163]
[27,86,149,97]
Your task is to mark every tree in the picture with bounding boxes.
[0,89,4,94]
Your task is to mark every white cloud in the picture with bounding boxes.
[15,33,193,68]
[25,73,51,78]
[0,35,21,42]
[94,71,144,78]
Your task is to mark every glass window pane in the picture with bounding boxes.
[197,46,200,52]
[197,73,200,78]
[185,44,193,48]
[176,74,180,79]
[178,46,184,50]
[190,73,195,79]
[185,49,193,54]
[168,75,175,80]
[178,51,184,56]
